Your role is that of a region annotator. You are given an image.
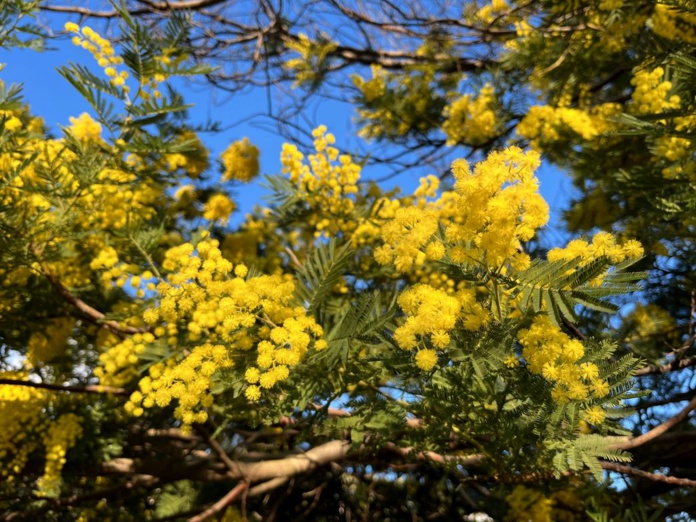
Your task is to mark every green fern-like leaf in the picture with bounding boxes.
[294,239,353,315]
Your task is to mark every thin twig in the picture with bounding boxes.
[188,481,248,522]
[613,396,696,451]
[0,378,128,397]
[601,462,696,488]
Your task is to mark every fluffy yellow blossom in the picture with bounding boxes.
[68,113,102,142]
[126,343,232,427]
[27,317,74,366]
[505,485,553,522]
[221,138,260,182]
[203,193,236,222]
[280,126,362,238]
[630,67,681,115]
[584,406,606,425]
[415,349,438,371]
[518,315,610,403]
[36,414,83,498]
[442,84,500,146]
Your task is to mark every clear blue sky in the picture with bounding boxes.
[0,35,574,239]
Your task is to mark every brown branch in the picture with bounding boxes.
[601,462,696,488]
[613,396,696,451]
[188,481,248,522]
[40,0,228,18]
[195,425,238,474]
[0,378,127,396]
[634,355,696,376]
[42,269,147,336]
[102,440,352,483]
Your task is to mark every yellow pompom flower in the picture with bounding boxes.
[415,349,438,371]
[220,138,260,182]
[203,193,236,222]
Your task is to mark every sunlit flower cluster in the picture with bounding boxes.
[126,343,232,426]
[651,4,696,44]
[220,137,260,182]
[0,373,47,480]
[376,147,548,272]
[65,23,129,89]
[505,485,553,522]
[547,231,643,286]
[36,414,83,498]
[517,103,622,147]
[630,67,681,114]
[442,84,500,146]
[27,317,74,367]
[98,238,325,408]
[67,113,103,142]
[518,315,609,405]
[280,126,361,237]
[203,193,236,222]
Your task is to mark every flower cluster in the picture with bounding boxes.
[651,4,696,44]
[67,113,103,142]
[504,485,553,522]
[126,343,232,426]
[517,315,609,406]
[0,373,47,480]
[280,126,361,237]
[284,33,338,87]
[65,23,128,89]
[203,193,236,223]
[547,231,643,286]
[36,414,83,498]
[98,238,325,410]
[377,147,548,271]
[442,84,500,146]
[516,103,622,147]
[220,138,260,182]
[27,317,74,367]
[630,67,681,115]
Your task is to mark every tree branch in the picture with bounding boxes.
[601,462,696,488]
[613,396,696,451]
[188,481,248,522]
[0,378,127,396]
[42,269,147,336]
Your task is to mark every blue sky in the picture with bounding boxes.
[0,34,574,239]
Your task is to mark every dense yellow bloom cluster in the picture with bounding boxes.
[65,23,129,89]
[518,315,609,405]
[203,193,236,222]
[548,231,643,286]
[126,343,232,425]
[377,147,548,271]
[651,4,696,44]
[95,332,155,387]
[165,131,210,178]
[394,284,460,355]
[220,137,260,182]
[505,485,553,522]
[36,414,83,497]
[0,373,47,479]
[98,238,325,411]
[27,317,75,367]
[476,0,509,24]
[68,113,102,142]
[442,84,500,146]
[630,67,680,114]
[352,65,386,102]
[281,126,361,237]
[351,46,460,140]
[517,104,622,147]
